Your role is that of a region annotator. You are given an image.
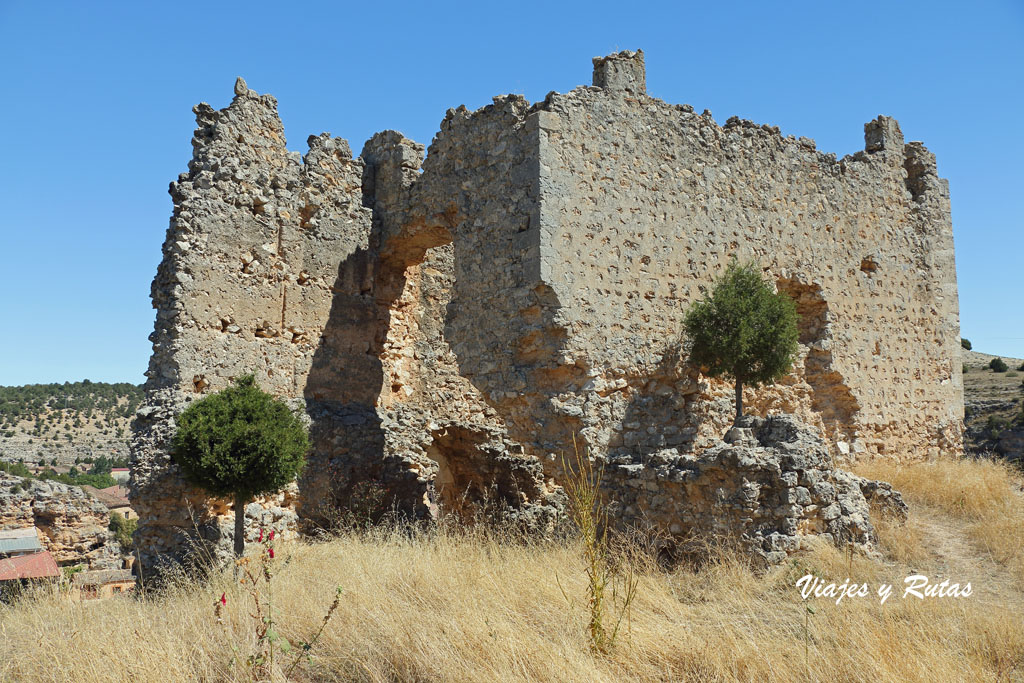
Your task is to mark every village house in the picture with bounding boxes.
[81,484,136,520]
[0,527,44,558]
[71,568,135,601]
[0,528,61,597]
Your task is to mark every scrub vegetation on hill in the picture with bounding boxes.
[0,381,143,423]
[0,381,142,462]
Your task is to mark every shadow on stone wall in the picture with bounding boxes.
[612,340,710,464]
[442,279,590,463]
[299,243,427,527]
[776,278,860,447]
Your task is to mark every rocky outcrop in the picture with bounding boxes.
[0,473,124,569]
[603,415,906,565]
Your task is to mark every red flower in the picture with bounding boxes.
[268,530,275,541]
[268,548,275,559]
[220,592,227,605]
[258,528,264,542]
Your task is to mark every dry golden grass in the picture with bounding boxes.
[855,454,1024,585]
[1,455,1022,682]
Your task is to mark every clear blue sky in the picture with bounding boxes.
[0,0,1021,385]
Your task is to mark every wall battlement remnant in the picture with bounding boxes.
[130,51,962,572]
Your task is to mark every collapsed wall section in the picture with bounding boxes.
[299,120,557,528]
[412,98,590,456]
[347,99,566,528]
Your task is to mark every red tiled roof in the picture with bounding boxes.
[99,484,129,499]
[81,485,131,509]
[0,551,60,581]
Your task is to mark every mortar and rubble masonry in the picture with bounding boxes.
[129,50,961,574]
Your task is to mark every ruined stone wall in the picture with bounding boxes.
[133,52,962,572]
[352,102,565,526]
[394,51,962,490]
[131,78,376,569]
[132,84,561,572]
[406,98,582,455]
[527,51,962,470]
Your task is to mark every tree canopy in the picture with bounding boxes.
[170,375,308,555]
[683,260,800,423]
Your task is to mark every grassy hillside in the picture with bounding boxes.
[962,350,1024,457]
[0,380,143,466]
[1,455,1022,682]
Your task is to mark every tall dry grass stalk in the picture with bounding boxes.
[0,455,1020,682]
[559,435,637,653]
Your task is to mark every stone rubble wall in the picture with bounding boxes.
[603,414,908,565]
[132,52,961,574]
[131,83,559,574]
[131,78,373,571]
[530,51,962,472]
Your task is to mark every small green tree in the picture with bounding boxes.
[990,358,1008,373]
[89,456,112,476]
[961,338,972,350]
[683,260,800,425]
[108,511,137,549]
[170,375,308,557]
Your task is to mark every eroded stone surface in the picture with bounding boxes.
[1,473,125,569]
[603,415,905,564]
[132,50,959,574]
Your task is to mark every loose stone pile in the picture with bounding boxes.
[604,415,906,564]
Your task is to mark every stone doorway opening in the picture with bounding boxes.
[424,426,548,523]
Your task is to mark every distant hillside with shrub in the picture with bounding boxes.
[962,350,1024,462]
[0,380,143,466]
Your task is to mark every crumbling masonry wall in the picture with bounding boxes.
[131,52,962,572]
[532,52,962,477]
[130,79,374,568]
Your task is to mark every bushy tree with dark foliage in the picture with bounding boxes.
[683,261,800,425]
[171,375,308,557]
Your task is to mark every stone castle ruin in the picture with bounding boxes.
[130,51,962,571]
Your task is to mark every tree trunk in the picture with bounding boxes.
[234,493,246,557]
[734,378,744,426]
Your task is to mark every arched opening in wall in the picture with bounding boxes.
[424,426,539,523]
[776,278,860,446]
[778,278,829,345]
